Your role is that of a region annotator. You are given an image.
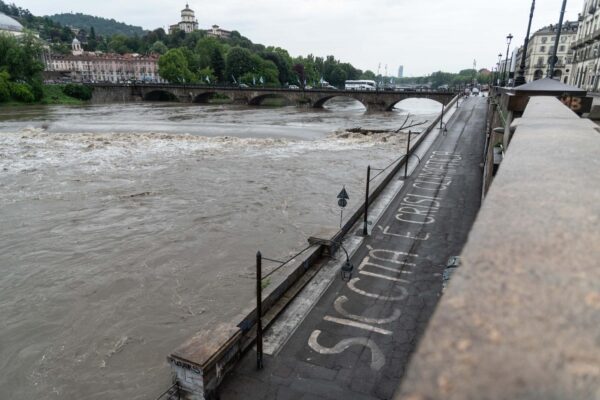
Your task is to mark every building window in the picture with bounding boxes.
[542,36,548,43]
[559,45,565,52]
[541,46,546,52]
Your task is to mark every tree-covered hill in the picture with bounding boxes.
[48,13,147,37]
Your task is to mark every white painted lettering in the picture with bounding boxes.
[347,278,409,301]
[308,330,385,371]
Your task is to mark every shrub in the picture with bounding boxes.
[10,82,35,103]
[62,83,93,100]
[0,71,10,102]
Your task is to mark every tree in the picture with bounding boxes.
[150,40,168,55]
[108,34,131,54]
[210,47,225,83]
[0,71,11,102]
[158,48,195,83]
[225,47,254,82]
[328,66,347,87]
[197,67,216,85]
[361,70,376,80]
[0,33,43,82]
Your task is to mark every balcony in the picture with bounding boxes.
[571,38,585,49]
[585,34,595,44]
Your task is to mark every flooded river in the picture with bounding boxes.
[0,98,442,399]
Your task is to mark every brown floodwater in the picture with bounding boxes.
[0,98,442,399]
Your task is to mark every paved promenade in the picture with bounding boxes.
[218,96,488,400]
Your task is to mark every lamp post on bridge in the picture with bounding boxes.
[496,53,502,86]
[502,34,514,87]
[548,0,568,79]
[515,0,536,86]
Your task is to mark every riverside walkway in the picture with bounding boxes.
[217,96,488,400]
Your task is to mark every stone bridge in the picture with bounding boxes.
[88,84,456,112]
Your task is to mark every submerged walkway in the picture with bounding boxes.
[218,96,488,400]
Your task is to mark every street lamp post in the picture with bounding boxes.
[515,0,536,86]
[502,34,514,86]
[496,53,502,86]
[548,0,568,79]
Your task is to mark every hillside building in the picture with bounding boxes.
[168,4,232,39]
[206,24,231,39]
[169,4,199,34]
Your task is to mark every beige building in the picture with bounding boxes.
[206,24,231,39]
[44,39,163,83]
[517,21,578,84]
[169,4,199,34]
[570,0,600,91]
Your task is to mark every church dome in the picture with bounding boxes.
[72,37,80,44]
[0,12,23,33]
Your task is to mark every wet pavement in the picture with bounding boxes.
[218,95,488,400]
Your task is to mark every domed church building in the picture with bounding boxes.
[169,4,199,34]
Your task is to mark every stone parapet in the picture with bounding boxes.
[395,97,600,400]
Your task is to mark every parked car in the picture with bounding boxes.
[288,85,300,89]
[239,83,249,88]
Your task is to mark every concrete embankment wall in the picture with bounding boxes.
[395,97,600,399]
[168,96,459,400]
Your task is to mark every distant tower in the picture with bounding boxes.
[72,38,83,56]
[397,65,404,78]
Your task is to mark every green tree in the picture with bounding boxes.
[328,66,347,87]
[158,48,195,83]
[225,47,254,82]
[361,70,376,80]
[197,67,216,84]
[0,33,43,83]
[210,47,225,83]
[150,40,168,55]
[0,71,11,102]
[108,34,131,54]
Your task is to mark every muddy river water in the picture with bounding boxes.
[0,98,442,399]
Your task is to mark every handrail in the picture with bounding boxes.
[154,383,180,400]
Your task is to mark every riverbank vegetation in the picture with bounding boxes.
[0,33,90,105]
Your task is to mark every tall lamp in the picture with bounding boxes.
[502,34,514,86]
[496,53,503,86]
[515,0,536,86]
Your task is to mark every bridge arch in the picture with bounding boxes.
[313,95,367,110]
[390,97,446,115]
[144,90,179,102]
[387,94,449,111]
[248,93,292,107]
[193,91,233,104]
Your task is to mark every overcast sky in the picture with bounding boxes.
[13,0,583,76]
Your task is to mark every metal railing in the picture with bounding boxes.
[154,383,181,400]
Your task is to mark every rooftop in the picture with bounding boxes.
[0,12,23,33]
